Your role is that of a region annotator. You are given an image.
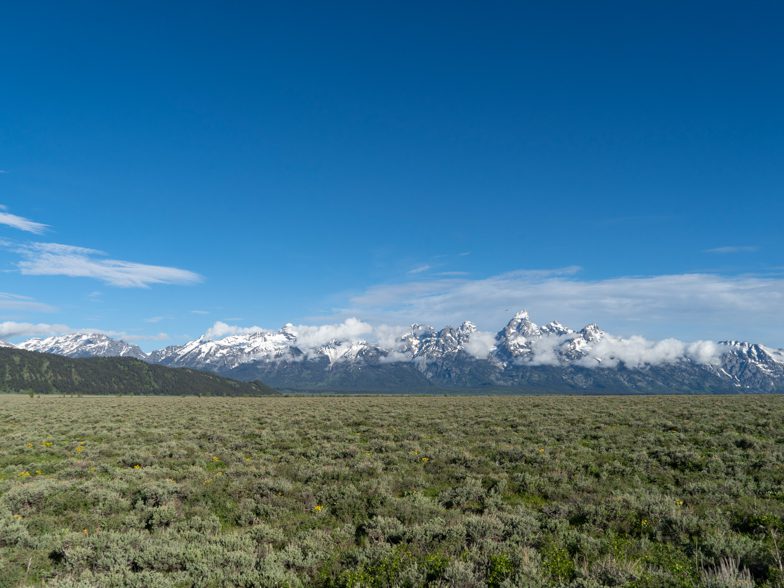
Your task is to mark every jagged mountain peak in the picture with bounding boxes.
[580,324,605,342]
[541,321,573,336]
[12,311,784,393]
[18,332,147,360]
[502,310,540,337]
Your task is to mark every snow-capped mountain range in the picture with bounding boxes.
[10,311,784,393]
[17,333,147,360]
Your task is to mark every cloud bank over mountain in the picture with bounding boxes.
[13,310,784,394]
[334,269,784,345]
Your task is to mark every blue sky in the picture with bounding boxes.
[1,1,783,349]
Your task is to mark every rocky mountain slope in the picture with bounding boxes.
[19,333,147,359]
[12,311,784,393]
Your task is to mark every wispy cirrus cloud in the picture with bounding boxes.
[144,316,169,324]
[0,205,48,234]
[17,242,203,288]
[0,321,71,339]
[704,245,759,254]
[408,264,431,275]
[0,292,57,313]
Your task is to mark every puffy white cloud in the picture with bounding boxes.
[372,324,411,350]
[527,335,565,366]
[577,336,690,368]
[0,206,48,234]
[463,330,496,359]
[685,340,722,364]
[203,318,375,349]
[204,321,264,339]
[517,333,725,369]
[292,318,374,348]
[17,242,203,288]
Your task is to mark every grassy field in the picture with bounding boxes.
[0,395,783,587]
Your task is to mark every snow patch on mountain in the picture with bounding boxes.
[18,333,147,360]
[12,311,784,392]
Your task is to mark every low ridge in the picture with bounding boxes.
[0,347,277,396]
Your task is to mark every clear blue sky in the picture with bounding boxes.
[1,1,783,348]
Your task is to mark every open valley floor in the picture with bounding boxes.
[1,394,782,587]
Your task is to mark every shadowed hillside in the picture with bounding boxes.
[0,347,277,396]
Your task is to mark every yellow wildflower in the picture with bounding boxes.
[313,504,324,513]
[75,445,85,453]
[133,464,142,470]
[42,441,53,448]
[18,470,31,478]
[35,469,43,476]
[25,442,33,449]
[675,499,684,507]
[211,456,221,462]
[420,456,430,464]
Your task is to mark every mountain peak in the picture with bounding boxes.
[12,311,784,393]
[18,332,147,360]
[459,321,477,333]
[580,324,605,342]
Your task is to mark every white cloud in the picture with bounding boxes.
[191,310,210,315]
[527,335,565,366]
[705,245,758,254]
[331,268,784,346]
[372,324,411,351]
[0,321,71,339]
[17,242,203,288]
[0,292,57,313]
[204,317,375,349]
[0,206,48,234]
[1,322,170,344]
[463,330,496,359]
[573,336,722,369]
[292,318,373,348]
[204,321,264,339]
[408,264,431,275]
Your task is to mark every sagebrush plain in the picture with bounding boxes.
[1,394,782,587]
